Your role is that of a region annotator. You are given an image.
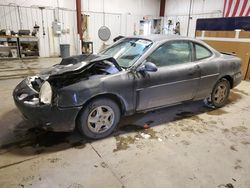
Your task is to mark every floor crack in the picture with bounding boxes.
[90,143,125,188]
[90,143,102,158]
[0,156,38,170]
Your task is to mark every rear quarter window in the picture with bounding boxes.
[194,43,212,60]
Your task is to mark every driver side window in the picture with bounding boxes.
[146,41,192,67]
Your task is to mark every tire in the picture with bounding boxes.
[77,98,121,139]
[205,78,230,108]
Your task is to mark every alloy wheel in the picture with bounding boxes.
[87,105,115,133]
[213,83,227,104]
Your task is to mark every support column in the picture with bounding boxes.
[159,0,166,17]
[76,0,83,40]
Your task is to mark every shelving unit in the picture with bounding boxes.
[0,36,39,60]
[82,41,93,54]
[0,36,19,60]
[19,36,39,58]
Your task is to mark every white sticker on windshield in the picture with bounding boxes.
[136,40,151,46]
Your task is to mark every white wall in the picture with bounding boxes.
[0,0,160,57]
[164,0,224,37]
[83,0,160,52]
[83,0,159,15]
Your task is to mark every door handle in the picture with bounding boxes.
[188,68,196,76]
[188,65,200,76]
[188,71,195,76]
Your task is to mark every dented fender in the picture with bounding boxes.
[56,73,133,114]
[56,79,103,107]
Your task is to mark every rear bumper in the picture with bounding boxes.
[13,79,81,132]
[232,72,242,88]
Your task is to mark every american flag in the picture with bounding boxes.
[223,0,250,17]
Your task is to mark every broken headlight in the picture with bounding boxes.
[39,81,52,104]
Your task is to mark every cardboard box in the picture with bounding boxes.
[195,31,202,37]
[239,31,250,38]
[204,31,235,38]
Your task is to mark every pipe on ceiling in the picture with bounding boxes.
[76,0,83,40]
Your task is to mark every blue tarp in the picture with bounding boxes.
[196,17,250,31]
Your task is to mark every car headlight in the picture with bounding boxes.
[39,81,52,104]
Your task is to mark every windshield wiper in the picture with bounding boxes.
[130,42,136,47]
[119,65,128,70]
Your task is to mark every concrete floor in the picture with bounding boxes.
[0,58,250,188]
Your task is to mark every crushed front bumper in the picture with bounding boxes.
[13,79,81,132]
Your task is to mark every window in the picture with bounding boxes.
[194,43,212,60]
[100,38,152,68]
[146,41,192,67]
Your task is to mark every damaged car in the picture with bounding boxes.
[13,35,242,139]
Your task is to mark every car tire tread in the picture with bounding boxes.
[77,98,120,139]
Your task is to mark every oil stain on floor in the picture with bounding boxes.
[0,128,87,156]
[113,126,159,152]
[232,88,249,96]
[206,108,228,116]
[228,91,242,104]
[174,111,204,122]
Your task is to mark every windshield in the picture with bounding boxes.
[100,38,152,68]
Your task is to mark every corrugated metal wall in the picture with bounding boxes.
[0,2,157,57]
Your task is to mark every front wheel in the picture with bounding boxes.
[77,98,121,139]
[204,78,230,108]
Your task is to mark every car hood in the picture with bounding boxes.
[38,54,122,80]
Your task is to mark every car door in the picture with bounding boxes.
[135,40,201,111]
[191,42,220,99]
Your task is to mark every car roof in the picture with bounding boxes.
[128,34,188,42]
[127,34,219,54]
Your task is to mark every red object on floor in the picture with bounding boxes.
[143,124,150,129]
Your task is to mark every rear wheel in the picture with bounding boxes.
[77,98,121,139]
[204,78,230,108]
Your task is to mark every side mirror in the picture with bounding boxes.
[138,62,158,72]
